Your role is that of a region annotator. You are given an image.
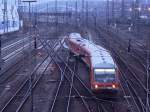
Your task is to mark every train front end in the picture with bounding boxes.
[91,66,119,94]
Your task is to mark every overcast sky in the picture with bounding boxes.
[0,0,148,5]
[2,0,108,3]
[0,0,108,5]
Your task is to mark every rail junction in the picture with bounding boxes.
[0,0,150,112]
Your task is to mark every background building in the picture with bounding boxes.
[0,0,20,34]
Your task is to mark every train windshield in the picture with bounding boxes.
[94,69,116,83]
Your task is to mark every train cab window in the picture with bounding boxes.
[76,39,81,42]
[76,39,83,42]
[94,69,115,83]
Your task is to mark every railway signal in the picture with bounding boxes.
[127,39,131,52]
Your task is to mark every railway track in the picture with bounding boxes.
[0,36,57,111]
[92,26,149,112]
[112,50,148,112]
[0,22,134,112]
[94,25,148,90]
[38,35,126,112]
[0,58,23,84]
[0,52,51,112]
[0,41,42,84]
[88,22,146,69]
[0,33,37,76]
[98,25,147,71]
[39,38,93,112]
[10,37,65,112]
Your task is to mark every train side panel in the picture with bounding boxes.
[64,33,120,94]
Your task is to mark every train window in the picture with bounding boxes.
[94,69,116,83]
[76,39,83,42]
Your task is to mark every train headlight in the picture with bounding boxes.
[95,84,98,89]
[112,84,116,89]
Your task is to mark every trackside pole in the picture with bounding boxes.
[0,34,1,71]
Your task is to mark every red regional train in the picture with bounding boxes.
[64,33,119,93]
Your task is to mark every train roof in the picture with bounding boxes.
[69,33,82,39]
[69,33,115,68]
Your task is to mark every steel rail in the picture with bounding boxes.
[119,79,134,112]
[42,38,119,112]
[110,48,144,112]
[50,54,77,112]
[96,27,148,94]
[39,38,92,112]
[118,53,148,92]
[113,49,149,93]
[51,57,92,112]
[120,69,145,112]
[3,41,34,61]
[32,36,67,112]
[37,38,69,112]
[0,34,36,78]
[38,24,120,112]
[2,36,30,51]
[112,49,149,112]
[16,58,53,112]
[2,33,31,45]
[42,37,105,112]
[49,64,68,112]
[96,25,147,72]
[46,36,123,103]
[128,53,146,71]
[100,32,149,112]
[41,38,90,112]
[127,62,146,75]
[40,40,71,112]
[90,24,148,112]
[0,54,49,112]
[0,61,23,83]
[127,80,146,112]
[125,81,141,112]
[66,55,77,112]
[99,104,109,112]
[47,37,122,103]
